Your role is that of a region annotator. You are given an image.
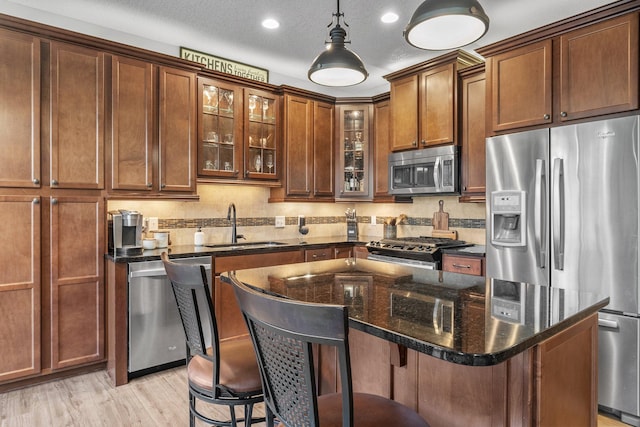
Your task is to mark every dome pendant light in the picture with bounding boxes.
[404,0,490,50]
[308,0,368,87]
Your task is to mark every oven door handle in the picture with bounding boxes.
[433,298,442,335]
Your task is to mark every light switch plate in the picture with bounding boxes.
[147,217,159,231]
[275,216,285,228]
[371,215,377,225]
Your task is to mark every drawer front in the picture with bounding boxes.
[334,246,353,259]
[443,255,484,276]
[305,247,334,262]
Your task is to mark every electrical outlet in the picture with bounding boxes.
[275,216,285,228]
[147,217,159,231]
[371,215,377,225]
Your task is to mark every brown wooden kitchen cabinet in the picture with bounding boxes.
[48,195,105,369]
[458,65,486,203]
[442,254,485,276]
[108,58,197,196]
[305,245,353,262]
[386,51,482,152]
[0,29,40,189]
[50,41,105,190]
[0,195,41,382]
[335,103,373,200]
[244,88,279,181]
[270,90,335,202]
[482,11,639,133]
[373,96,392,200]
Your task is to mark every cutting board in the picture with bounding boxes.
[432,200,457,239]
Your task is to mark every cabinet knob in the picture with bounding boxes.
[412,141,417,147]
[560,111,567,118]
[51,198,58,205]
[146,183,152,188]
[33,178,40,185]
[421,140,426,145]
[543,114,550,120]
[32,198,40,205]
[51,179,58,186]
[161,183,166,188]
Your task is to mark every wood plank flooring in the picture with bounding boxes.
[0,367,630,426]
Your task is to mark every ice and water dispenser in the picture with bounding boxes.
[490,191,526,247]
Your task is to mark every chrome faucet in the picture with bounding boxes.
[227,203,244,244]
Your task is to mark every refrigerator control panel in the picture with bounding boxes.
[491,191,526,247]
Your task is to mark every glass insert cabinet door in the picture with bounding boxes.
[198,78,242,177]
[339,106,370,197]
[245,89,277,179]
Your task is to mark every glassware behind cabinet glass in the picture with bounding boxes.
[248,96,257,119]
[266,153,274,173]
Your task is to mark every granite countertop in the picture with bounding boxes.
[441,244,486,257]
[222,258,608,367]
[106,236,371,263]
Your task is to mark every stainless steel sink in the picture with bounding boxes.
[205,241,287,250]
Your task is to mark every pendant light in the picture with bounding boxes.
[308,0,368,87]
[404,0,489,50]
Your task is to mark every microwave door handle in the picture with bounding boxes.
[552,158,565,270]
[433,298,442,335]
[434,158,441,191]
[534,159,547,268]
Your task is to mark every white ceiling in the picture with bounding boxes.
[0,0,620,97]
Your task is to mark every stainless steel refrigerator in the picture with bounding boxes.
[486,115,640,426]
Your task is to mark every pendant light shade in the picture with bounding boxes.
[308,1,368,87]
[404,0,489,50]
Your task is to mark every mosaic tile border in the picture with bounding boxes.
[159,216,486,230]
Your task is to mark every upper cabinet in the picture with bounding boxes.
[335,103,372,200]
[386,51,482,152]
[109,57,197,196]
[481,11,639,134]
[50,42,105,190]
[270,91,334,202]
[0,29,40,189]
[459,65,486,203]
[244,88,278,180]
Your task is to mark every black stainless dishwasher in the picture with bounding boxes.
[128,256,212,376]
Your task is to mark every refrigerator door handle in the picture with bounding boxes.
[534,159,547,268]
[552,158,565,270]
[434,157,441,192]
[598,318,619,330]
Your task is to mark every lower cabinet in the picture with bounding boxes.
[442,254,484,276]
[0,194,105,387]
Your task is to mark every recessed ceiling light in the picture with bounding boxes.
[381,12,399,24]
[262,18,280,29]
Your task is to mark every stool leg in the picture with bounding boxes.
[245,403,254,426]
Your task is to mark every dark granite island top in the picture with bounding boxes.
[222,258,609,367]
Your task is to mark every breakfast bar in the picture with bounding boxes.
[222,258,609,427]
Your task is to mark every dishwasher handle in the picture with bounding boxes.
[130,264,211,278]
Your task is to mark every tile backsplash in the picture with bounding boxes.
[108,184,486,246]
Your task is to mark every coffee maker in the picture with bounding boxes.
[108,210,144,256]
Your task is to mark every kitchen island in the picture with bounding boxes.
[223,258,608,427]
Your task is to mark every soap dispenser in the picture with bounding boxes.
[194,227,204,246]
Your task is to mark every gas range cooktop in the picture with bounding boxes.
[366,236,472,263]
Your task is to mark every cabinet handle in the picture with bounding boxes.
[51,198,58,205]
[161,183,166,188]
[51,179,58,186]
[421,140,426,145]
[543,114,550,120]
[560,111,567,118]
[412,140,417,147]
[146,183,152,188]
[33,178,40,185]
[452,263,471,269]
[312,253,328,259]
[32,198,39,204]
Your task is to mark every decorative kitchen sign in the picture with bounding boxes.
[180,47,269,83]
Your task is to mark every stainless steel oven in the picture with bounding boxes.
[389,145,459,195]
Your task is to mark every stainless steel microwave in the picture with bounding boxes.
[388,145,459,195]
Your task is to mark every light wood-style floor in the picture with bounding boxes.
[0,367,630,427]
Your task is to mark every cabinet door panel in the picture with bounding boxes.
[159,66,196,193]
[374,100,391,198]
[421,63,455,146]
[559,13,639,121]
[491,40,552,131]
[313,101,334,197]
[50,42,104,189]
[110,56,154,191]
[0,196,41,381]
[0,29,40,189]
[50,196,104,369]
[390,75,419,151]
[285,95,312,196]
[460,71,486,200]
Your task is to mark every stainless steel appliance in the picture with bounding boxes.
[128,257,212,376]
[388,145,459,195]
[486,115,640,426]
[108,210,144,256]
[366,236,471,269]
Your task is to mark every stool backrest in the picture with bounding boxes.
[161,253,221,386]
[230,274,353,427]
